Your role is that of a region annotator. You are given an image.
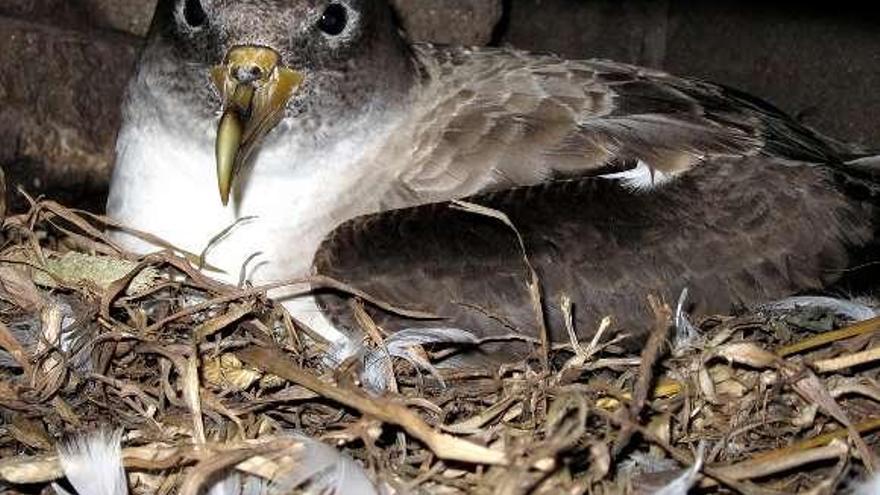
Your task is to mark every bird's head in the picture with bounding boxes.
[143,0,414,204]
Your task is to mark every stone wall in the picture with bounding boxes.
[502,0,880,149]
[0,4,142,211]
[1,0,878,212]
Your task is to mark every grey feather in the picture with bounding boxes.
[673,288,701,352]
[205,472,268,495]
[330,327,482,391]
[207,473,242,495]
[653,443,705,495]
[0,300,78,369]
[761,296,878,322]
[269,434,376,495]
[365,327,481,390]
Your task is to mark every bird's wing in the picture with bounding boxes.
[389,45,844,204]
[314,155,876,346]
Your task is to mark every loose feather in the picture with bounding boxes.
[653,443,705,495]
[270,434,377,495]
[856,473,880,495]
[205,472,268,495]
[53,429,128,495]
[330,327,482,391]
[207,473,242,495]
[673,288,701,352]
[366,327,481,390]
[0,300,79,369]
[761,296,878,322]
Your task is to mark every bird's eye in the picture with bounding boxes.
[183,0,207,28]
[317,3,348,36]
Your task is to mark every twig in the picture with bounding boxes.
[451,200,550,370]
[748,416,880,461]
[613,295,671,456]
[592,407,768,495]
[235,345,508,465]
[143,274,437,334]
[184,340,207,446]
[709,440,849,485]
[812,345,880,373]
[777,315,880,357]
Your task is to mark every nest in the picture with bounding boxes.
[0,199,879,494]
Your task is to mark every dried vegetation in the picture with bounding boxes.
[0,197,879,494]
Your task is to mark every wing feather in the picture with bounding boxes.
[392,45,840,204]
[314,156,875,346]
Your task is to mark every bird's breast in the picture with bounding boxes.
[107,121,391,285]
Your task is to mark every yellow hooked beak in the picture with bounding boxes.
[211,46,304,205]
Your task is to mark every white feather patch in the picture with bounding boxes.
[856,473,880,495]
[203,472,270,495]
[329,327,482,391]
[271,435,377,495]
[673,288,701,352]
[598,160,676,191]
[373,327,480,389]
[54,429,128,495]
[653,443,705,495]
[279,296,348,346]
[207,474,242,495]
[761,296,878,322]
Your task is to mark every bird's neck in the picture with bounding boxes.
[107,82,410,284]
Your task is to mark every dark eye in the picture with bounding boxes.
[183,0,207,28]
[318,3,348,36]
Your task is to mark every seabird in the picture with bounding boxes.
[108,0,880,349]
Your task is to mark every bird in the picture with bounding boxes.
[107,0,880,351]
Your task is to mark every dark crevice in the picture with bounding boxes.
[488,0,512,46]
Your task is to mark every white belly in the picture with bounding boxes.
[107,121,388,344]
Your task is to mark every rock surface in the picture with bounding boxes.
[0,0,155,36]
[0,16,139,212]
[81,0,156,36]
[392,0,503,46]
[502,0,880,148]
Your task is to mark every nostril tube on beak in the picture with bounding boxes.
[211,45,304,206]
[233,65,263,84]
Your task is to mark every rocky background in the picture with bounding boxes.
[1,0,879,212]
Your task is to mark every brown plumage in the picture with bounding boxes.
[311,46,879,346]
[314,153,878,346]
[376,46,849,207]
[108,0,880,349]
